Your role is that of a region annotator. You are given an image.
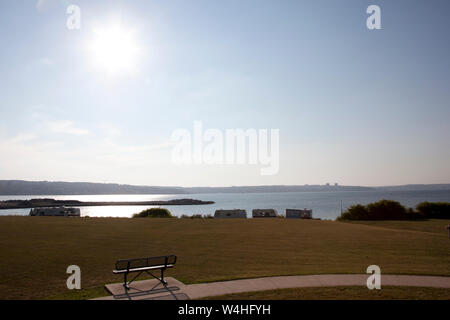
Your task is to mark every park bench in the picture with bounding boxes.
[113,255,177,291]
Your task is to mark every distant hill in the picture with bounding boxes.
[0,180,187,195]
[0,180,448,195]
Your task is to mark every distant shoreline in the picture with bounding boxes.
[0,198,215,210]
[1,180,450,196]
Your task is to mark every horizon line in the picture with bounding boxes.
[1,179,450,189]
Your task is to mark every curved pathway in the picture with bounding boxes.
[95,274,450,300]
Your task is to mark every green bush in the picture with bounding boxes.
[416,202,450,219]
[132,208,174,218]
[337,200,422,221]
[407,207,425,220]
[337,204,368,221]
[366,200,409,220]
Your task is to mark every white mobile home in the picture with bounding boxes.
[252,209,278,218]
[29,207,81,217]
[214,209,247,219]
[286,209,313,219]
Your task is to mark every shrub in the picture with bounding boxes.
[366,200,408,220]
[406,207,425,220]
[416,202,450,219]
[337,200,423,221]
[337,204,368,221]
[132,208,174,218]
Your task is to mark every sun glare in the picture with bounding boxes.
[89,24,140,76]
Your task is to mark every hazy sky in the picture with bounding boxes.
[0,0,449,187]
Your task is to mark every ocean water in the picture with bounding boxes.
[1,189,450,220]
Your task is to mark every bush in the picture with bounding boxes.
[337,200,422,221]
[406,207,425,220]
[337,204,369,221]
[366,200,409,220]
[416,202,450,219]
[132,208,174,218]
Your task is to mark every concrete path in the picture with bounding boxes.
[93,274,450,300]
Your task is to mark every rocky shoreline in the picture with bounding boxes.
[0,198,215,210]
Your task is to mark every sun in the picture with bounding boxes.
[88,23,140,76]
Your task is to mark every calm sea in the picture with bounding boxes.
[1,189,450,220]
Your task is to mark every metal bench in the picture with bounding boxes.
[113,255,177,291]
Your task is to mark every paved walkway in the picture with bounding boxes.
[93,274,450,300]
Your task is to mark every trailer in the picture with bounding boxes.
[286,209,313,219]
[29,207,81,217]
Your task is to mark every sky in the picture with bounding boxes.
[0,0,449,187]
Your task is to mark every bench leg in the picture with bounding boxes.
[123,272,130,292]
[144,270,167,287]
[160,269,167,286]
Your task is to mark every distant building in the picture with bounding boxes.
[214,209,247,219]
[286,209,313,219]
[335,183,339,186]
[252,209,277,218]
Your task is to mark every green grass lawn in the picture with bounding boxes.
[347,219,450,235]
[204,286,450,300]
[0,217,449,299]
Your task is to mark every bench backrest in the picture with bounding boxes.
[115,255,177,271]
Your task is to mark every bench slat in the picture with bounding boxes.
[114,255,176,272]
[113,264,175,274]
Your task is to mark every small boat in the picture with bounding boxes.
[29,207,81,217]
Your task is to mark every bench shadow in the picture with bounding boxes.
[113,283,185,300]
[143,293,190,300]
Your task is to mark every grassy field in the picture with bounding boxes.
[0,217,449,299]
[347,219,450,234]
[205,286,450,300]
